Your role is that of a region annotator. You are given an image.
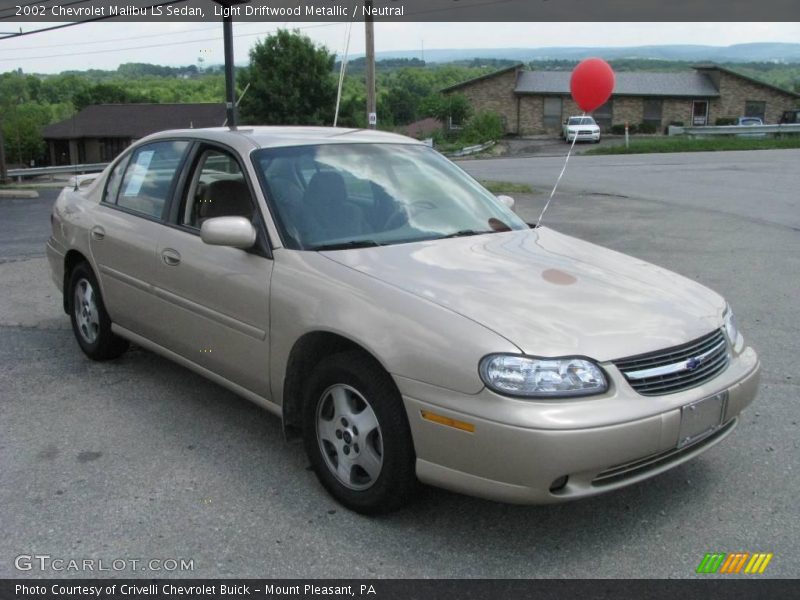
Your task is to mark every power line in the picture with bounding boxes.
[0,22,342,63]
[0,20,334,52]
[0,23,220,51]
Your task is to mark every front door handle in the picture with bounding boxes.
[161,248,181,266]
[90,226,105,241]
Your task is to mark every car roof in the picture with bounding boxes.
[139,126,423,153]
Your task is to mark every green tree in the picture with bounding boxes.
[238,29,336,126]
[421,93,472,126]
[1,102,54,165]
[73,83,155,111]
[460,111,504,144]
[384,87,417,125]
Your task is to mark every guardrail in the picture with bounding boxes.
[445,140,496,158]
[7,162,109,180]
[668,124,800,137]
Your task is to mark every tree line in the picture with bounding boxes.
[2,29,799,166]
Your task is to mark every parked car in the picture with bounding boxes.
[562,116,601,143]
[735,117,766,137]
[736,117,762,126]
[47,127,760,514]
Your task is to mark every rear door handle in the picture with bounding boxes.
[90,226,105,241]
[161,248,181,266]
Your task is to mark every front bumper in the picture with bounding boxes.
[398,347,760,504]
[566,131,601,142]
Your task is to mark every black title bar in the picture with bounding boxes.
[2,579,798,600]
[1,0,799,22]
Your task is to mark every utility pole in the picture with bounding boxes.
[364,0,376,129]
[0,125,8,183]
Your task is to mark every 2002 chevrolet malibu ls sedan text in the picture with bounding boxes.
[47,127,760,514]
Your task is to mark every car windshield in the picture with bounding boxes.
[252,143,528,250]
[568,117,595,126]
[740,118,761,125]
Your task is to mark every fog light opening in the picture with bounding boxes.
[549,475,569,493]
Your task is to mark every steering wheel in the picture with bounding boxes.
[408,200,438,213]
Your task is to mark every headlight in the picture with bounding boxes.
[724,304,739,344]
[479,354,608,398]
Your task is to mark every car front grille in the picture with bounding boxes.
[591,419,736,486]
[613,329,730,396]
[578,130,593,134]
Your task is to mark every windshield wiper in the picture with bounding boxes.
[436,229,492,240]
[311,240,383,251]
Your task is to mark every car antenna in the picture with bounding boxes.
[222,83,250,129]
[535,111,584,229]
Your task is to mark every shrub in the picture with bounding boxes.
[637,122,658,134]
[611,123,639,134]
[459,110,504,145]
[715,117,737,126]
[665,120,684,134]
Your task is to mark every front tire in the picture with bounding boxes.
[67,262,129,360]
[302,351,416,514]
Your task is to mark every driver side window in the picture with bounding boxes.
[182,149,254,229]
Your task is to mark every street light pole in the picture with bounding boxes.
[222,14,237,129]
[213,0,249,130]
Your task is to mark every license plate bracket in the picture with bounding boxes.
[678,391,727,448]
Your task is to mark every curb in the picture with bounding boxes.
[0,189,39,199]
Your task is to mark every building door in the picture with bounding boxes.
[692,100,709,125]
[543,97,563,130]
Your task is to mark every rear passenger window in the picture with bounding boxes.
[117,141,189,219]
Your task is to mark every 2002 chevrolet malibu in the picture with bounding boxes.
[47,127,760,514]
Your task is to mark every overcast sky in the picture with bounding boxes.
[1,22,799,74]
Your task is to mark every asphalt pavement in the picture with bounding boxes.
[1,151,798,578]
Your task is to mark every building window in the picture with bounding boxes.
[543,96,563,129]
[744,101,766,121]
[643,99,663,128]
[99,138,130,162]
[593,99,613,131]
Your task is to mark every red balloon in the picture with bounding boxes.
[570,58,615,113]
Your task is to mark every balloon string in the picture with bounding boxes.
[536,110,584,228]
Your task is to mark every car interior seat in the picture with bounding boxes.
[198,179,253,225]
[302,171,369,246]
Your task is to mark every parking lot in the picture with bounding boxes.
[1,149,798,578]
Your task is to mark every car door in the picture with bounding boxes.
[90,140,191,341]
[151,144,273,399]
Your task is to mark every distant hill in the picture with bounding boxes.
[363,43,800,64]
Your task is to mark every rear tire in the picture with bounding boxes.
[302,351,416,514]
[67,262,129,361]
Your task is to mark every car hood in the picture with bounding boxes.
[321,228,725,362]
[566,124,599,131]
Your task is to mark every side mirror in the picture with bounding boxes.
[496,195,515,210]
[200,216,256,249]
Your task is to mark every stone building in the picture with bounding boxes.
[442,64,799,135]
[42,103,226,165]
